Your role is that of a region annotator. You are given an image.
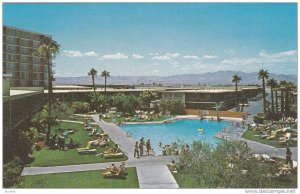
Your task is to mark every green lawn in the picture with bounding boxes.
[31,122,127,167]
[242,129,297,148]
[21,167,139,188]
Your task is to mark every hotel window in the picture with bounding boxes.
[20,47,31,55]
[21,72,26,79]
[174,93,183,98]
[33,65,41,72]
[20,39,32,47]
[20,64,28,71]
[7,45,17,53]
[20,56,30,63]
[163,93,172,98]
[33,73,38,80]
[33,57,41,64]
[33,41,40,48]
[7,28,16,36]
[6,36,17,45]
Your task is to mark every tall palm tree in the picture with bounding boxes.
[279,80,287,114]
[101,70,110,92]
[274,82,279,113]
[34,37,60,144]
[232,74,242,110]
[284,81,296,115]
[266,78,277,114]
[88,68,98,95]
[258,69,269,115]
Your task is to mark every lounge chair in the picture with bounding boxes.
[77,149,97,155]
[278,133,292,145]
[102,169,127,179]
[63,130,69,137]
[266,131,279,140]
[103,152,123,159]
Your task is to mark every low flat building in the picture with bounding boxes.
[162,87,259,110]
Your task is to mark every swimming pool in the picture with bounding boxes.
[120,119,229,155]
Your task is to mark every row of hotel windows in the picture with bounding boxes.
[4,44,40,55]
[4,63,47,73]
[4,36,41,48]
[4,27,45,41]
[4,54,46,64]
[4,71,46,80]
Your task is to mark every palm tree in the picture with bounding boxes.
[279,80,287,114]
[88,68,98,95]
[101,70,110,92]
[274,82,279,113]
[232,74,242,110]
[284,81,296,115]
[34,37,60,144]
[266,79,277,114]
[258,69,269,114]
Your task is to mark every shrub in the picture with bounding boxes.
[253,116,264,124]
[3,157,23,188]
[71,101,90,113]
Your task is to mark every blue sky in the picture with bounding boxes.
[3,3,297,77]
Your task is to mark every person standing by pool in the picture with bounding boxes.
[134,141,139,158]
[139,140,144,156]
[146,139,151,155]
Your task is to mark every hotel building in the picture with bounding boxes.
[3,25,51,87]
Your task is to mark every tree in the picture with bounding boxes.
[177,141,278,188]
[112,93,126,112]
[258,69,269,114]
[232,74,242,110]
[279,80,287,114]
[139,90,158,111]
[101,70,110,92]
[89,93,111,113]
[88,68,98,95]
[283,81,296,115]
[122,94,141,116]
[71,101,90,113]
[33,37,60,145]
[159,99,184,115]
[266,79,277,114]
[52,100,74,129]
[274,82,279,113]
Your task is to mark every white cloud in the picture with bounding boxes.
[202,55,218,59]
[221,50,297,66]
[152,53,180,61]
[63,50,99,57]
[149,53,159,56]
[102,53,128,59]
[183,55,199,59]
[259,50,297,59]
[132,54,144,59]
[224,49,236,55]
[63,50,83,57]
[84,51,98,57]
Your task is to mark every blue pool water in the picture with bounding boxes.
[120,119,229,155]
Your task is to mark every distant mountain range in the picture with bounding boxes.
[54,71,297,86]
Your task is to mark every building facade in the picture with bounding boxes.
[3,26,51,87]
[162,88,259,110]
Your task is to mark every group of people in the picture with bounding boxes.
[104,162,126,176]
[49,133,77,150]
[134,137,152,158]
